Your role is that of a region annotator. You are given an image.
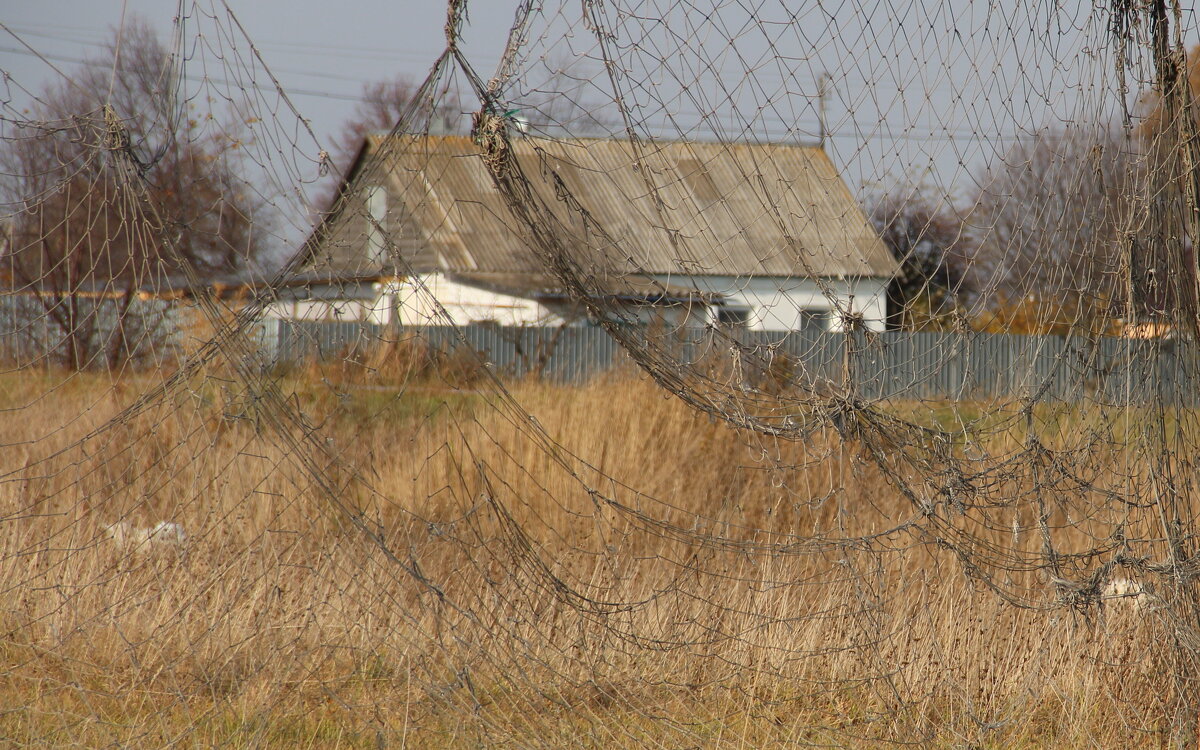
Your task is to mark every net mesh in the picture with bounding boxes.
[3,0,1200,746]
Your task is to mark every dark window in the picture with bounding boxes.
[717,307,751,326]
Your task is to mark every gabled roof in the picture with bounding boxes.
[304,134,894,283]
[446,271,714,306]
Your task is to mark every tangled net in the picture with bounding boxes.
[4,0,1200,746]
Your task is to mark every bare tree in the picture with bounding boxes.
[866,188,973,330]
[329,75,418,174]
[963,127,1141,332]
[0,18,263,369]
[1132,41,1200,327]
[313,73,467,214]
[515,54,616,137]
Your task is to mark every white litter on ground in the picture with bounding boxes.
[106,521,187,553]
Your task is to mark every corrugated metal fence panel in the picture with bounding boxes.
[265,321,634,383]
[1155,340,1200,408]
[0,295,40,366]
[205,320,1200,401]
[0,293,187,367]
[731,329,844,387]
[0,294,70,366]
[273,319,360,363]
[7,306,1200,404]
[857,331,965,400]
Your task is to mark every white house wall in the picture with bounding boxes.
[261,275,563,326]
[388,274,565,327]
[653,275,887,332]
[263,298,377,322]
[263,272,888,333]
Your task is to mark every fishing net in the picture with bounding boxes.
[3,1,1200,746]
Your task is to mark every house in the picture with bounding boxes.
[288,134,895,332]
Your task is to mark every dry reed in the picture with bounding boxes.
[0,364,1184,748]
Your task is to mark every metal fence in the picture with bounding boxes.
[265,319,629,383]
[256,318,1200,405]
[0,293,178,369]
[2,292,1192,404]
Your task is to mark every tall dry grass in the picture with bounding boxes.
[0,362,1186,747]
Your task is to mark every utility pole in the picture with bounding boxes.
[818,72,833,149]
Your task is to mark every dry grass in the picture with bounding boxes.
[0,361,1189,747]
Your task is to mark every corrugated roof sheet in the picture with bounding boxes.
[316,134,894,282]
[447,272,714,303]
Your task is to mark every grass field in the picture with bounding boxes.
[0,359,1193,748]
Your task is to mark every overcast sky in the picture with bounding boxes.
[1,0,518,252]
[0,1,509,142]
[3,1,1197,216]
